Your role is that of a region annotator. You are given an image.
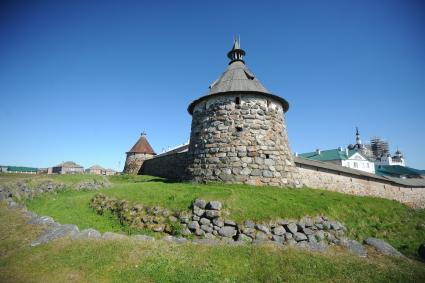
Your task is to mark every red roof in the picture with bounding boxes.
[127,135,156,154]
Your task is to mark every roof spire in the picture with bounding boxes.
[227,36,246,64]
[355,127,362,146]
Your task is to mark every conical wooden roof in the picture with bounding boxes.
[127,134,156,155]
[187,39,289,114]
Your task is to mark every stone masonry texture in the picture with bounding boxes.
[124,153,154,174]
[185,93,299,187]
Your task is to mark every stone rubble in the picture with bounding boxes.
[364,238,404,257]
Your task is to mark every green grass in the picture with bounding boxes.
[1,202,424,283]
[25,174,425,257]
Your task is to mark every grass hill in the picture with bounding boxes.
[0,173,424,282]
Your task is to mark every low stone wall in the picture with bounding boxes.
[141,152,189,180]
[90,193,354,251]
[295,158,425,209]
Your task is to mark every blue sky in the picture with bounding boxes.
[1,0,424,171]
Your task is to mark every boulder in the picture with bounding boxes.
[212,218,224,227]
[204,210,220,219]
[204,233,216,240]
[179,214,190,224]
[193,206,205,217]
[303,228,314,235]
[152,225,165,232]
[181,228,192,236]
[339,239,367,257]
[256,224,270,234]
[364,238,403,257]
[188,221,200,231]
[297,241,327,252]
[193,199,207,209]
[315,216,324,224]
[28,215,55,226]
[272,235,285,244]
[72,228,101,240]
[224,219,236,227]
[207,201,222,210]
[237,233,253,243]
[294,232,308,242]
[218,226,237,238]
[272,226,286,236]
[285,223,298,234]
[329,221,342,230]
[199,218,211,225]
[303,217,314,227]
[195,228,205,237]
[31,224,79,246]
[200,225,213,233]
[244,220,255,228]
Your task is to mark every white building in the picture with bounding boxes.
[299,148,376,174]
[375,149,406,167]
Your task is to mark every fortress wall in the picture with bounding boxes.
[140,151,425,208]
[141,152,189,180]
[296,161,425,209]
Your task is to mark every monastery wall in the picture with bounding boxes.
[295,158,425,209]
[141,153,425,208]
[141,152,189,180]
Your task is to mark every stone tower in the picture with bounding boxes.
[186,39,299,187]
[123,133,156,174]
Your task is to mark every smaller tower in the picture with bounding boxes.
[123,132,156,174]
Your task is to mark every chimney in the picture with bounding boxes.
[295,152,299,157]
[316,149,321,155]
[338,147,342,151]
[345,148,349,156]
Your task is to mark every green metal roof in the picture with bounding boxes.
[298,149,358,162]
[7,166,38,172]
[375,165,424,177]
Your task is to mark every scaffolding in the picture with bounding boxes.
[370,137,389,159]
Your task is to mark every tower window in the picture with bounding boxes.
[235,97,241,105]
[265,154,270,159]
[236,126,243,132]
